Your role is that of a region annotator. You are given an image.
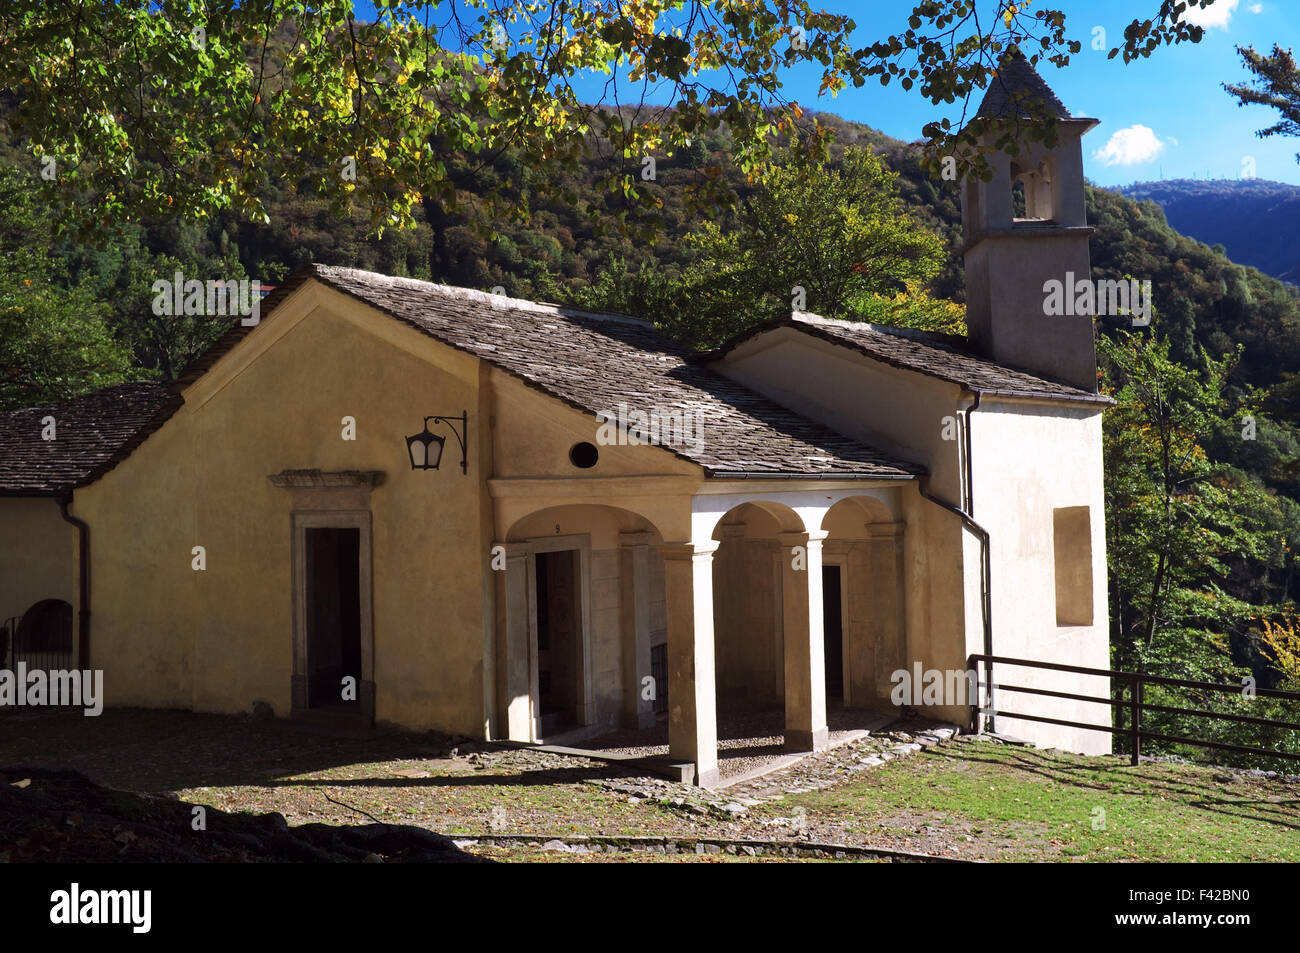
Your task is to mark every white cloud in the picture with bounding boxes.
[1249,3,1263,14]
[1091,125,1168,166]
[1182,0,1239,29]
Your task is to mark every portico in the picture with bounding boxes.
[491,477,913,788]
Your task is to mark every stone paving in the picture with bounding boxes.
[585,719,962,820]
[560,704,900,780]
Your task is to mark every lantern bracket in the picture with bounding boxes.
[420,412,467,474]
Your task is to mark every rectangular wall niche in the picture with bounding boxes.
[1053,505,1093,626]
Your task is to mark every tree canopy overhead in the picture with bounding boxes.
[2,0,1219,237]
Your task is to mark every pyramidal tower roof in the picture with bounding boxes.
[976,48,1072,120]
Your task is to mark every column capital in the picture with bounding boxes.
[619,530,657,547]
[777,529,829,547]
[659,540,720,561]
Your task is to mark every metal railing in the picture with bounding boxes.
[967,652,1300,765]
[3,613,75,675]
[0,616,13,669]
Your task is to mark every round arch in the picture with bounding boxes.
[819,495,894,536]
[504,503,664,546]
[706,499,806,542]
[8,598,74,667]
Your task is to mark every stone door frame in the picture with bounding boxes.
[269,469,383,726]
[523,533,594,738]
[290,509,376,722]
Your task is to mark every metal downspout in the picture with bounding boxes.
[58,495,90,669]
[917,389,993,732]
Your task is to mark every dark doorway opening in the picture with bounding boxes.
[535,549,581,735]
[7,599,73,670]
[304,527,362,710]
[823,565,844,698]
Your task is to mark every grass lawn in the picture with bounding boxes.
[746,742,1300,862]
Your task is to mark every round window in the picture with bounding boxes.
[569,442,599,469]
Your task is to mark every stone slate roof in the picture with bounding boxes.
[300,266,921,478]
[701,313,1113,405]
[0,266,923,492]
[976,48,1072,120]
[0,382,181,495]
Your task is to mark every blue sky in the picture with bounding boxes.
[357,0,1300,187]
[753,0,1300,187]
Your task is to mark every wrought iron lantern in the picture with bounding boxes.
[406,412,467,474]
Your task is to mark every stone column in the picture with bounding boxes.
[620,531,657,729]
[501,545,533,742]
[660,540,719,787]
[779,529,829,752]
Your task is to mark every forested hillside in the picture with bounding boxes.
[1121,178,1300,285]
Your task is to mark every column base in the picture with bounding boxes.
[694,766,720,788]
[784,727,829,753]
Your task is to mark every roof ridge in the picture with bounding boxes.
[704,311,1109,404]
[308,263,654,327]
[792,312,964,348]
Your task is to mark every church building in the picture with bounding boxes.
[0,54,1113,785]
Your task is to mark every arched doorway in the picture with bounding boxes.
[708,498,831,752]
[6,598,74,670]
[500,503,665,741]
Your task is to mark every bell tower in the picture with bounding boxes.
[961,49,1101,392]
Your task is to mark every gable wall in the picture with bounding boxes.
[714,329,965,499]
[73,284,493,734]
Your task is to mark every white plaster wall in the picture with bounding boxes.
[971,400,1111,754]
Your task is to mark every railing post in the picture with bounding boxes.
[1130,672,1142,766]
[967,654,979,734]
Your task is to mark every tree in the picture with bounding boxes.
[1164,295,1197,367]
[0,167,134,410]
[1224,43,1300,162]
[643,147,956,345]
[1100,330,1300,764]
[1101,331,1281,678]
[0,1,1214,239]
